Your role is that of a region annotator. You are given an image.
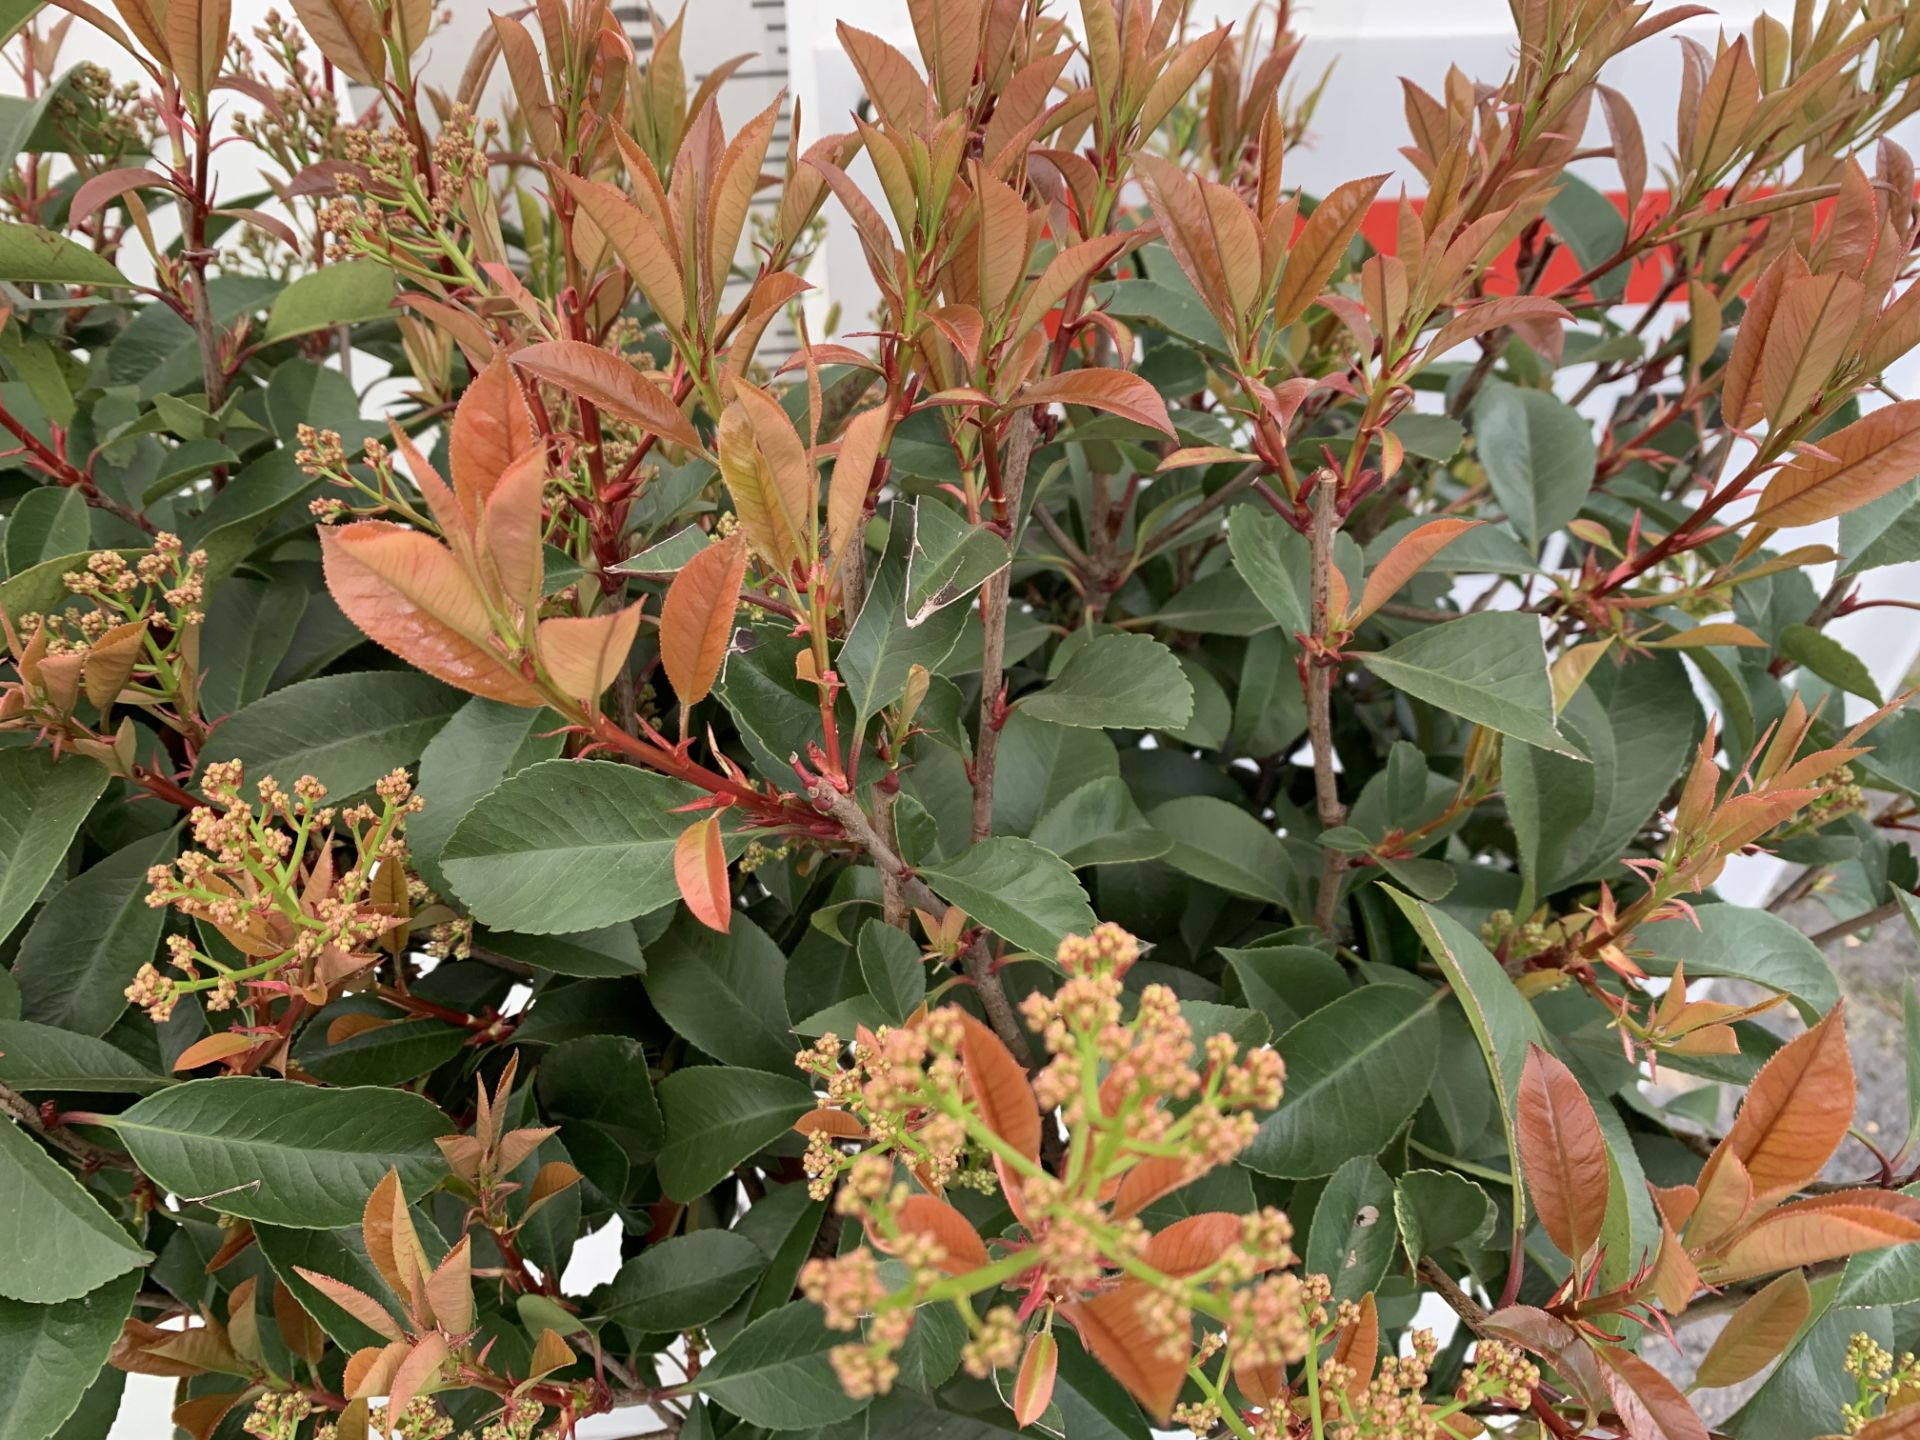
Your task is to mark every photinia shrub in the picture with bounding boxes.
[7,0,1920,1436]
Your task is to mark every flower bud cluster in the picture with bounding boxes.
[131,762,422,1021]
[1,536,208,750]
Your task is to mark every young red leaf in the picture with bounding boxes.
[1272,173,1389,328]
[1692,1270,1810,1388]
[1352,519,1480,625]
[477,449,547,607]
[1599,1347,1709,1440]
[719,385,816,579]
[1703,1002,1854,1205]
[1143,1212,1249,1279]
[512,340,702,451]
[1752,401,1920,528]
[672,814,732,934]
[286,0,383,85]
[1018,369,1176,437]
[537,601,645,705]
[1061,1282,1189,1420]
[1517,1044,1612,1263]
[1701,1192,1920,1283]
[1330,1292,1379,1400]
[319,521,543,705]
[951,1009,1041,1169]
[886,1193,991,1275]
[826,405,888,579]
[1013,1330,1058,1428]
[451,354,538,517]
[660,534,747,711]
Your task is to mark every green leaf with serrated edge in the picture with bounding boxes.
[839,503,970,725]
[108,1078,450,1228]
[605,1230,767,1331]
[1149,795,1291,904]
[0,1021,168,1094]
[1304,1155,1395,1304]
[14,828,175,1037]
[442,760,743,934]
[918,836,1096,958]
[1019,632,1195,731]
[644,912,794,1073]
[0,749,110,947]
[195,670,464,800]
[904,498,1010,622]
[1395,1169,1495,1260]
[1839,479,1920,576]
[0,1268,140,1440]
[1779,623,1883,703]
[262,259,394,341]
[1029,776,1170,869]
[1471,384,1596,550]
[0,220,129,287]
[858,921,925,1024]
[1360,611,1583,757]
[1221,945,1349,1034]
[0,1117,148,1303]
[411,697,567,896]
[1636,907,1839,1022]
[1242,984,1441,1178]
[698,1301,871,1430]
[1227,506,1310,635]
[656,1067,813,1202]
[197,577,308,718]
[1385,888,1538,1247]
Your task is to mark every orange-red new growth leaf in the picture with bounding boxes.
[319,521,543,706]
[887,1193,992,1275]
[952,1009,1041,1169]
[1704,1002,1854,1206]
[451,356,538,520]
[1692,1270,1810,1388]
[1061,1282,1189,1421]
[1014,1330,1058,1428]
[1598,1347,1709,1440]
[1517,1045,1611,1263]
[1752,401,1920,528]
[1272,173,1390,328]
[538,602,645,705]
[1353,518,1480,625]
[1143,1211,1247,1278]
[512,340,702,451]
[1701,1193,1920,1284]
[1019,368,1176,437]
[672,815,732,934]
[660,534,747,709]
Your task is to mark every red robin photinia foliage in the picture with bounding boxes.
[7,0,1920,1436]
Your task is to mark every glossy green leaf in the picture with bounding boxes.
[443,760,739,934]
[2,487,87,575]
[0,1269,140,1440]
[1020,632,1195,731]
[0,221,129,287]
[918,836,1096,958]
[699,1301,871,1430]
[195,670,464,800]
[1471,383,1596,550]
[1304,1155,1396,1304]
[0,1115,149,1303]
[109,1078,450,1228]
[644,913,794,1073]
[263,260,395,341]
[0,749,110,947]
[605,1229,768,1332]
[656,1067,813,1202]
[1243,984,1441,1178]
[0,1021,168,1094]
[14,828,175,1037]
[1149,796,1290,904]
[1360,611,1581,756]
[858,920,925,1024]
